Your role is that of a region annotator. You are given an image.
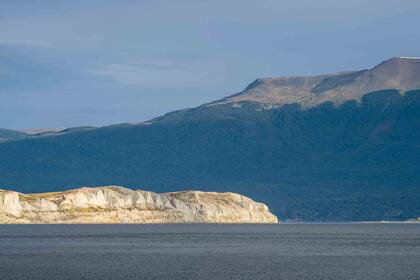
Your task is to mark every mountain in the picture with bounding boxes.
[0,57,419,221]
[0,129,28,142]
[0,186,277,224]
[212,56,420,107]
[21,128,65,135]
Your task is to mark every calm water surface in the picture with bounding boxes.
[0,224,419,280]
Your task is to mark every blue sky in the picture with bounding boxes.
[1,0,419,129]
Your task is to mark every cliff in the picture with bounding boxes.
[0,186,278,224]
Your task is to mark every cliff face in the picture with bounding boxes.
[0,186,278,224]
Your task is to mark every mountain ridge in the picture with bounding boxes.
[209,56,420,108]
[0,129,28,142]
[3,57,420,139]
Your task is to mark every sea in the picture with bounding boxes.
[0,223,419,280]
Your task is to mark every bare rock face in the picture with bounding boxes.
[213,57,420,108]
[0,186,278,224]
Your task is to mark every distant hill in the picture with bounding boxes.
[21,128,64,135]
[0,57,419,221]
[0,129,28,142]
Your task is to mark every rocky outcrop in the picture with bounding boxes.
[0,186,278,224]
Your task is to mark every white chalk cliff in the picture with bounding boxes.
[0,186,278,224]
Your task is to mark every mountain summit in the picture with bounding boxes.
[212,57,420,108]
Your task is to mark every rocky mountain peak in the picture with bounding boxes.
[370,56,420,88]
[211,57,420,108]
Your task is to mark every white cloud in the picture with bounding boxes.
[87,62,205,88]
[0,40,53,48]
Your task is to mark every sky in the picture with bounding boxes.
[1,0,419,129]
